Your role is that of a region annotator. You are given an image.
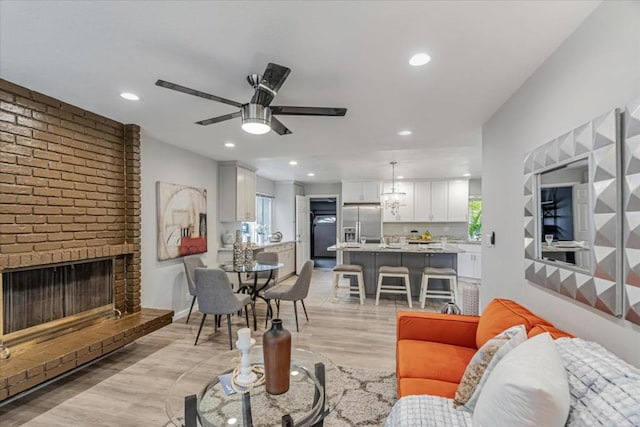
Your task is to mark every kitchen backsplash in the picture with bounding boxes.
[382,222,469,240]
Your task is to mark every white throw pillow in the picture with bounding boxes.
[472,332,570,427]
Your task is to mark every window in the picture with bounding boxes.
[468,196,482,240]
[242,194,273,243]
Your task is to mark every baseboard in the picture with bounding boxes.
[173,306,195,321]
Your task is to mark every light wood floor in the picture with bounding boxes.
[0,269,451,426]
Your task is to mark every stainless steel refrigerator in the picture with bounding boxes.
[342,204,382,243]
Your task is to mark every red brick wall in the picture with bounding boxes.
[0,79,141,313]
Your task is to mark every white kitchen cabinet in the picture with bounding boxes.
[382,181,414,222]
[413,180,468,222]
[342,181,380,203]
[447,180,469,222]
[457,243,481,280]
[414,180,448,221]
[430,181,448,221]
[219,161,257,222]
[413,181,432,221]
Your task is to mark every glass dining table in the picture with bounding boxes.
[221,262,283,330]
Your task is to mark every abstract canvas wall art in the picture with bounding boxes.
[157,182,207,260]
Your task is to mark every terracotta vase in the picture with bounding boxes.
[262,319,291,395]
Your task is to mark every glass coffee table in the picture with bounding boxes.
[165,346,344,427]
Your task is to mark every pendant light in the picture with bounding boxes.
[381,161,405,216]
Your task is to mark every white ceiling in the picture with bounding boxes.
[0,1,599,183]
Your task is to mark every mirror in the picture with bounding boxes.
[537,158,591,271]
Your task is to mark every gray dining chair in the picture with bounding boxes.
[194,267,256,349]
[183,255,206,324]
[264,260,314,332]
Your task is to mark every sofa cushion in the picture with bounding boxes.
[398,378,459,399]
[472,333,570,427]
[528,323,574,339]
[454,324,527,411]
[397,340,476,384]
[476,298,553,348]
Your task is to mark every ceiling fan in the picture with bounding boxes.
[155,63,347,135]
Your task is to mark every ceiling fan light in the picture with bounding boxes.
[241,104,272,135]
[241,121,270,135]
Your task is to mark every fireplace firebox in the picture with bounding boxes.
[1,258,115,345]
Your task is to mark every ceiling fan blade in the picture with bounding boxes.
[195,111,241,126]
[270,106,347,116]
[250,63,291,106]
[155,79,243,108]
[261,63,291,94]
[270,117,292,135]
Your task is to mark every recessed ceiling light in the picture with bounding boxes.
[409,53,431,67]
[463,173,471,177]
[307,173,315,177]
[224,142,235,148]
[397,130,412,136]
[397,176,404,179]
[289,161,298,166]
[120,92,140,101]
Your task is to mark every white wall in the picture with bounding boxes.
[140,136,218,318]
[482,1,640,366]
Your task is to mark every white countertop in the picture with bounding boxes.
[327,243,464,254]
[218,240,294,252]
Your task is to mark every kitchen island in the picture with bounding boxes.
[328,243,464,297]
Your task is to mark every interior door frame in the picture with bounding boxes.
[295,195,310,274]
[306,194,341,266]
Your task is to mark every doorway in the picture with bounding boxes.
[310,197,337,269]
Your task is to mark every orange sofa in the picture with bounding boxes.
[396,298,574,398]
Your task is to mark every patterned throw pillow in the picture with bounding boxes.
[453,324,527,412]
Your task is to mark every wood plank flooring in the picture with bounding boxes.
[0,269,451,427]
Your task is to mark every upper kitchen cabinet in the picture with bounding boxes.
[342,181,380,203]
[414,181,448,221]
[219,161,257,222]
[401,179,469,222]
[447,180,469,222]
[382,181,414,222]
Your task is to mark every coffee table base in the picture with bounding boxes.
[184,362,327,427]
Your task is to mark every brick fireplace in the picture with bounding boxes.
[0,79,172,400]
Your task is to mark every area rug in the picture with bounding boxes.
[324,366,397,426]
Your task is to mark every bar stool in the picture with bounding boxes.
[419,267,457,309]
[375,266,412,308]
[332,264,366,304]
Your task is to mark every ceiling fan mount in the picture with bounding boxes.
[156,63,347,135]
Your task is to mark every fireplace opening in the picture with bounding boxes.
[2,258,114,336]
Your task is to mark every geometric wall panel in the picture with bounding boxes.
[594,213,616,247]
[624,284,640,324]
[624,97,640,325]
[558,131,574,161]
[574,122,593,155]
[524,107,621,319]
[624,173,640,212]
